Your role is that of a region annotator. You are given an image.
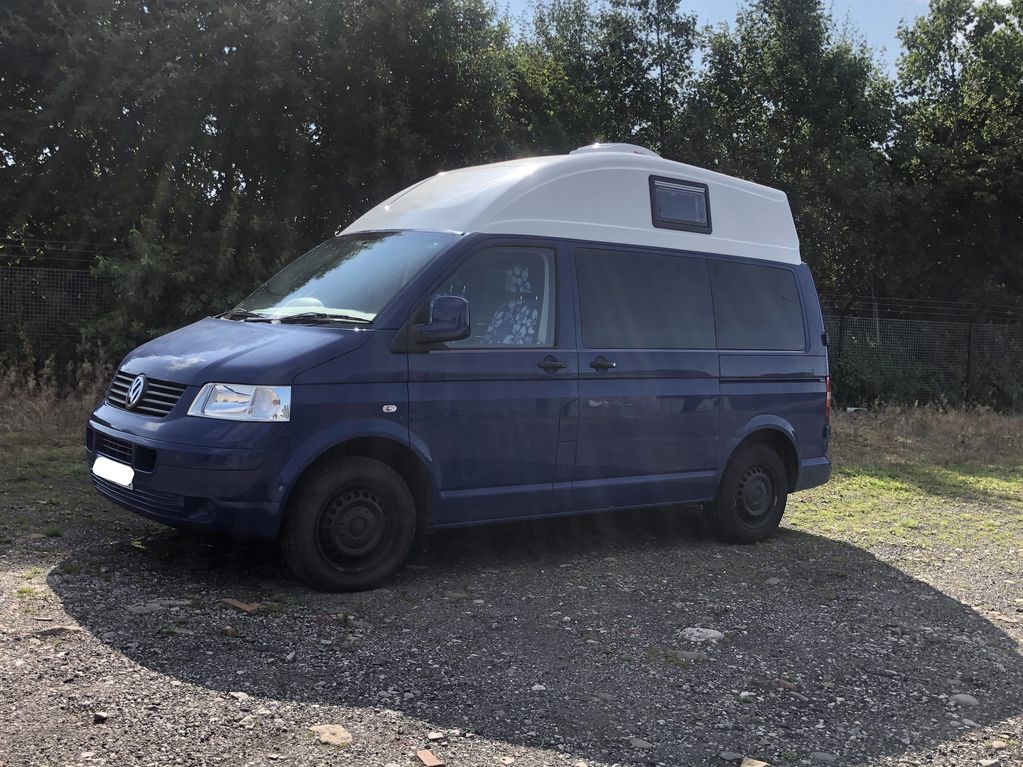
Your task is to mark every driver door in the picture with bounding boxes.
[407,242,578,526]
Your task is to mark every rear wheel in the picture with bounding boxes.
[711,444,788,544]
[281,456,416,591]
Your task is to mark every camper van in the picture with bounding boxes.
[86,144,832,591]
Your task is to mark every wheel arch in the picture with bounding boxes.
[723,420,800,492]
[279,433,435,534]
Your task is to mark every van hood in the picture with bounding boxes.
[120,317,374,385]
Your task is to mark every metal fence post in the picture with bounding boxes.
[836,297,855,360]
[965,317,973,405]
[964,307,984,405]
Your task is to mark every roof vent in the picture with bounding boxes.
[570,142,660,157]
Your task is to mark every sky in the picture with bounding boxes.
[502,0,933,75]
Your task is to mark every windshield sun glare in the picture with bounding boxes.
[234,230,458,323]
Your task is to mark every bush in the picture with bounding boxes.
[831,344,967,409]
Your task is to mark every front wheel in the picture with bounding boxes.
[281,456,416,591]
[710,444,788,544]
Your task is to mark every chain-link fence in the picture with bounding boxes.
[2,265,1022,407]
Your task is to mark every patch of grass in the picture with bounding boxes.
[0,425,112,541]
[16,585,42,599]
[830,407,1023,468]
[788,461,1023,549]
[2,440,86,483]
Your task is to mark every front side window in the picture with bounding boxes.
[575,247,715,349]
[709,260,805,350]
[436,247,556,348]
[235,230,458,323]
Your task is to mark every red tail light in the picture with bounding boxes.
[825,375,832,421]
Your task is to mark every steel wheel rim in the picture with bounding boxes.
[317,486,392,569]
[735,466,774,524]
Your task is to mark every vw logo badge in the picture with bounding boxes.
[125,374,147,410]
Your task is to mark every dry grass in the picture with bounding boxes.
[0,357,111,435]
[830,406,1023,468]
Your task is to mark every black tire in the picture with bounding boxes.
[281,456,416,592]
[711,444,788,544]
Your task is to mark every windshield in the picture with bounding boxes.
[233,230,458,322]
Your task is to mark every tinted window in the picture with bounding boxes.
[437,247,556,348]
[576,248,715,349]
[709,260,805,350]
[650,177,711,233]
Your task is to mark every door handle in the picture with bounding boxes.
[589,355,617,371]
[538,355,568,372]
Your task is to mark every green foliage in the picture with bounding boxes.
[893,0,1023,303]
[2,0,515,348]
[831,345,966,408]
[1,0,1021,390]
[969,365,1023,412]
[508,0,697,151]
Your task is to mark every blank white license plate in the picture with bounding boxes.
[93,456,134,488]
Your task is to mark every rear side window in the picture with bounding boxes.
[575,248,715,349]
[709,260,805,350]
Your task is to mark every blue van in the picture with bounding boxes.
[87,144,831,591]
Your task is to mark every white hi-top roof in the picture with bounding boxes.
[343,144,801,264]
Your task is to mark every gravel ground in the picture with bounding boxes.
[1,441,1022,767]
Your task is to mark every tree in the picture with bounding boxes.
[508,0,601,151]
[1,0,515,345]
[894,0,1023,303]
[3,0,1022,363]
[508,0,697,153]
[590,0,697,148]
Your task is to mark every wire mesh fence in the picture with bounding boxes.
[0,265,111,360]
[2,264,1022,407]
[821,296,1023,408]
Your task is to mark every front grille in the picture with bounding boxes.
[107,370,187,417]
[96,433,133,464]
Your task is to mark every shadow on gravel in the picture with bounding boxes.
[49,508,1023,766]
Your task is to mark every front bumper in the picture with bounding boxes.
[86,418,286,539]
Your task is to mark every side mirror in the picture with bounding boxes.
[412,295,470,345]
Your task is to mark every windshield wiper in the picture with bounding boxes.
[218,308,271,322]
[274,312,371,325]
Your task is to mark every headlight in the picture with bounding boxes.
[187,383,291,422]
